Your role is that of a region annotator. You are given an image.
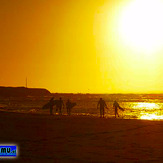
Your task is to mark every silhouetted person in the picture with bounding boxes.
[66,99,76,116]
[49,97,54,115]
[66,99,71,115]
[113,100,120,118]
[56,97,64,115]
[97,98,108,118]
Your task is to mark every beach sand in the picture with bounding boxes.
[0,112,163,162]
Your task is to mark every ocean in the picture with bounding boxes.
[0,94,163,120]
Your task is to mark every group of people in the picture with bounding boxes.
[43,97,123,118]
[97,98,123,118]
[43,97,76,116]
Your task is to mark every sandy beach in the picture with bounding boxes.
[0,112,163,162]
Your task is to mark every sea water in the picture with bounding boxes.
[0,94,163,120]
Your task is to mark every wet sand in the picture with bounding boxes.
[0,111,163,162]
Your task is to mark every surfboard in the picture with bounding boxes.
[69,102,76,109]
[119,106,124,111]
[42,102,50,109]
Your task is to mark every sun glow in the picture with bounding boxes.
[119,0,163,53]
[133,102,162,120]
[133,102,160,110]
[140,113,163,120]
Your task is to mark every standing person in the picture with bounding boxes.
[113,100,120,118]
[49,97,54,115]
[66,99,71,116]
[97,98,108,118]
[57,97,64,115]
[66,99,76,116]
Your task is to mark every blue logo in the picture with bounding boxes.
[0,145,17,157]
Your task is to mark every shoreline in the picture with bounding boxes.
[1,111,163,162]
[0,110,163,121]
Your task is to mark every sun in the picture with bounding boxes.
[118,0,163,53]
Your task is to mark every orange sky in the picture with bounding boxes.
[0,0,163,93]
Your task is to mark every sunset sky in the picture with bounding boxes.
[0,0,163,93]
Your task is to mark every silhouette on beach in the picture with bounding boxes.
[49,97,54,115]
[42,97,56,115]
[42,97,125,118]
[56,97,64,115]
[97,98,108,118]
[42,97,76,116]
[66,99,76,115]
[113,100,124,118]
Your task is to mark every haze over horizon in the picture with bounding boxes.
[1,0,163,93]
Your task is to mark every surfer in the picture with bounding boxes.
[113,100,124,118]
[56,97,64,115]
[49,97,54,115]
[97,98,108,118]
[44,97,54,115]
[66,99,76,116]
[66,99,71,115]
[42,97,55,115]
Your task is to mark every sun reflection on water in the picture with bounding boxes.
[140,113,163,120]
[133,102,160,110]
[133,102,163,120]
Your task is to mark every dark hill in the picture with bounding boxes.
[0,87,51,97]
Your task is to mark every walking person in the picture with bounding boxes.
[66,99,71,115]
[56,97,64,115]
[66,99,76,116]
[97,98,108,118]
[49,97,54,115]
[113,100,119,118]
[113,100,125,118]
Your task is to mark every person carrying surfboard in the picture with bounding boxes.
[56,97,64,115]
[49,97,54,115]
[97,98,108,118]
[113,100,124,118]
[42,97,54,115]
[66,99,76,116]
